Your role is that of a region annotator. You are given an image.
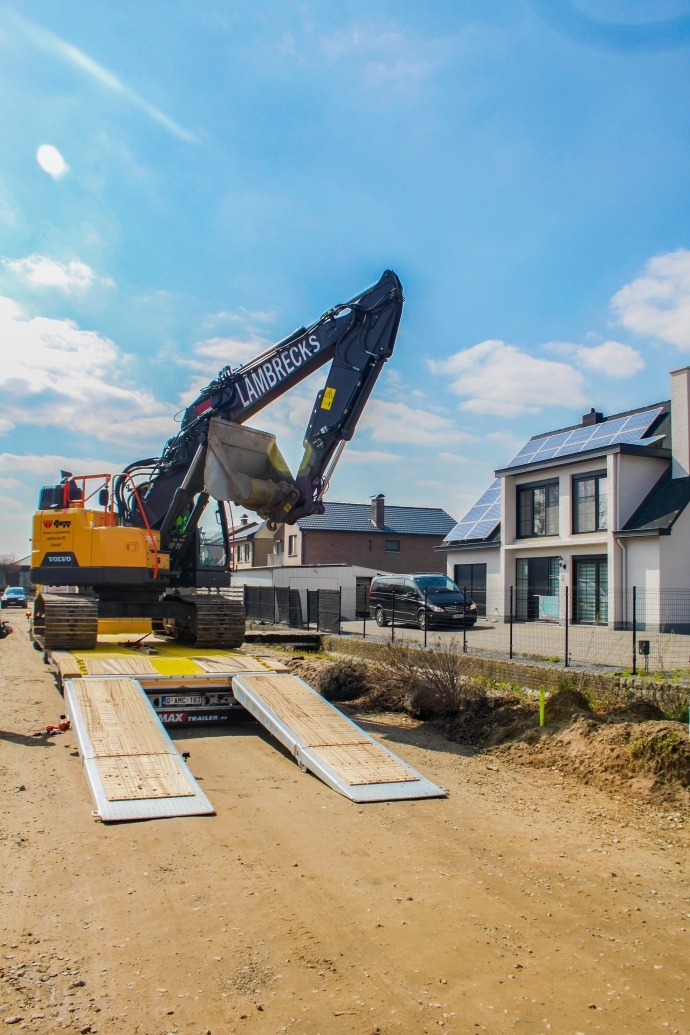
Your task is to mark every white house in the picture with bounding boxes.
[440,367,690,630]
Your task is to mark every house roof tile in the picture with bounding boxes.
[295,502,455,536]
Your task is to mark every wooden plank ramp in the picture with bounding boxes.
[231,672,447,802]
[63,676,214,822]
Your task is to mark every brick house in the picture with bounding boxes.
[273,494,455,572]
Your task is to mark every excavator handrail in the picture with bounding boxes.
[124,476,161,580]
[56,472,161,579]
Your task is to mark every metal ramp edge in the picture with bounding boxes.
[64,676,215,823]
[231,671,447,803]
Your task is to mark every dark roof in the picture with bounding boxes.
[618,471,690,537]
[231,520,265,542]
[295,501,456,536]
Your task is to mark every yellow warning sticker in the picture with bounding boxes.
[321,387,336,410]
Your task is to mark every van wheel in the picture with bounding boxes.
[375,607,388,627]
[417,610,428,630]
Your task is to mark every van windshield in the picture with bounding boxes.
[414,575,460,594]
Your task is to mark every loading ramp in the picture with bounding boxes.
[64,675,215,823]
[231,671,446,803]
[55,639,447,819]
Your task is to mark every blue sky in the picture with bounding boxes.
[1,1,689,558]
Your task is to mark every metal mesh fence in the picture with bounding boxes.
[345,586,690,675]
[243,586,276,624]
[243,581,690,674]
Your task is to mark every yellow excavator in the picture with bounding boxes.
[30,270,404,652]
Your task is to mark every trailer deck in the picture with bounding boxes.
[54,637,447,820]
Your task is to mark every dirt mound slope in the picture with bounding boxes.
[440,687,690,806]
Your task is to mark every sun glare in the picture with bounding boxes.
[36,144,68,179]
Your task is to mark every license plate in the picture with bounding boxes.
[161,695,203,706]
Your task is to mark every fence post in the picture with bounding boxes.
[509,586,514,660]
[632,585,637,676]
[391,590,396,642]
[463,585,468,653]
[564,585,570,668]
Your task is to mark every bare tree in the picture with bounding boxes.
[0,553,21,586]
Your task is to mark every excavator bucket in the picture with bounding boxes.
[204,417,300,518]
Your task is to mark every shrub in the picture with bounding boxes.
[317,659,372,702]
[375,640,481,719]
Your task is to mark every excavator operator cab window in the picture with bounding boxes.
[197,504,227,570]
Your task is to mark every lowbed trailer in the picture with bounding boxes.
[47,635,447,821]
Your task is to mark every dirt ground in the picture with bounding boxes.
[1,622,689,1035]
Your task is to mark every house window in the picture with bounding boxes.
[238,542,251,563]
[515,557,560,622]
[288,534,297,557]
[385,540,400,552]
[573,472,607,533]
[573,557,608,624]
[517,481,559,537]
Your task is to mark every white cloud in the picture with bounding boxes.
[429,340,586,416]
[0,295,174,448]
[202,308,275,329]
[318,24,449,94]
[438,450,475,464]
[360,399,462,445]
[612,249,690,349]
[0,452,118,481]
[339,447,401,465]
[2,254,114,293]
[36,144,68,179]
[192,334,274,372]
[549,339,645,378]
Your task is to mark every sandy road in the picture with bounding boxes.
[1,623,688,1034]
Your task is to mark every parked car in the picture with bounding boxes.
[368,573,477,630]
[1,586,27,609]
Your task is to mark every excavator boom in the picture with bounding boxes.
[127,269,403,535]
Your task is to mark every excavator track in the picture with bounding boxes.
[162,593,246,649]
[32,593,99,652]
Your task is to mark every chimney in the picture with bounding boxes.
[371,493,385,527]
[670,367,690,479]
[582,408,604,427]
[240,514,248,526]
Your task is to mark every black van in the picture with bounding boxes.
[367,573,477,631]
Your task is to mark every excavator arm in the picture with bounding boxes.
[120,269,403,545]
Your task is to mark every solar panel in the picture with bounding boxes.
[507,406,665,469]
[444,480,501,543]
